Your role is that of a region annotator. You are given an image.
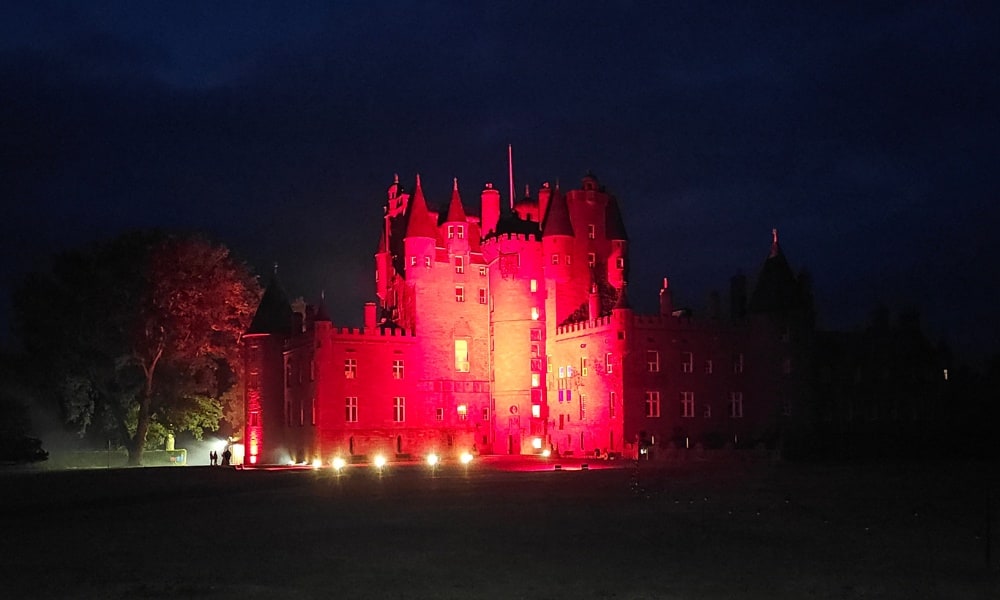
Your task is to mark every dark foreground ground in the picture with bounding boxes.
[1,457,997,599]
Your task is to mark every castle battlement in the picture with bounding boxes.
[485,232,541,243]
[555,315,613,336]
[332,327,415,338]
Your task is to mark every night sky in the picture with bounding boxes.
[2,2,997,363]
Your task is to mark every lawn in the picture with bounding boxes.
[1,458,996,599]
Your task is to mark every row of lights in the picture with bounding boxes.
[309,451,475,472]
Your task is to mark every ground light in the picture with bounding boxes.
[332,456,346,471]
[541,449,551,457]
[312,458,322,469]
[460,452,473,465]
[373,454,387,476]
[426,452,439,477]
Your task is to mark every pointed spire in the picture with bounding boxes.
[445,177,467,223]
[247,270,294,335]
[405,174,438,239]
[749,228,801,314]
[770,227,780,258]
[541,182,574,237]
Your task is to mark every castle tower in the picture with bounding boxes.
[480,182,501,238]
[542,183,574,338]
[401,174,437,330]
[484,217,545,454]
[243,271,294,466]
[605,194,629,290]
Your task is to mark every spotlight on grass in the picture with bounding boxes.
[373,454,387,473]
[426,453,439,467]
[541,449,551,458]
[312,458,322,469]
[332,456,346,471]
[460,451,473,465]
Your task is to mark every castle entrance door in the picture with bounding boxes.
[507,416,521,454]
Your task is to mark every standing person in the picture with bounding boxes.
[209,450,217,466]
[221,448,232,466]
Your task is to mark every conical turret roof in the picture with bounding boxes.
[749,229,802,313]
[246,269,294,335]
[605,194,628,241]
[541,183,574,237]
[444,177,467,223]
[405,174,439,239]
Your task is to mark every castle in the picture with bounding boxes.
[242,172,812,465]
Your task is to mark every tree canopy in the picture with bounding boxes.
[14,231,261,464]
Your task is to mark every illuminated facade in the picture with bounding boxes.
[244,173,811,465]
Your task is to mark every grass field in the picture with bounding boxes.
[1,458,997,599]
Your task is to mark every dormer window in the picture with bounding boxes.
[587,253,596,267]
[588,224,595,239]
[455,256,464,274]
[424,256,431,268]
[447,225,455,239]
[457,225,465,239]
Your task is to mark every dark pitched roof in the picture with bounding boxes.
[246,274,294,335]
[444,178,467,223]
[313,293,332,323]
[604,194,628,241]
[405,174,439,239]
[748,229,804,314]
[487,203,542,239]
[541,184,574,237]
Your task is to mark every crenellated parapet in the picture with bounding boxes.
[331,326,416,338]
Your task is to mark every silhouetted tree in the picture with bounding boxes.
[13,231,260,465]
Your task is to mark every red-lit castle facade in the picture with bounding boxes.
[243,172,811,465]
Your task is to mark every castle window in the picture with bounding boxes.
[424,256,431,268]
[531,307,539,320]
[733,353,744,374]
[704,403,712,418]
[616,257,624,269]
[455,286,465,302]
[447,225,455,239]
[559,414,565,430]
[530,279,537,292]
[530,329,542,341]
[457,225,465,239]
[479,266,487,276]
[311,395,316,425]
[455,339,470,372]
[565,255,572,265]
[551,254,559,265]
[392,359,404,380]
[310,359,315,381]
[645,391,661,417]
[647,350,660,373]
[530,358,542,372]
[558,366,565,378]
[532,404,541,418]
[681,392,695,418]
[681,352,693,373]
[531,373,540,388]
[588,224,595,239]
[606,352,613,374]
[393,397,405,422]
[580,357,588,376]
[345,358,357,379]
[587,253,596,267]
[457,404,468,420]
[410,256,417,266]
[482,407,490,420]
[530,344,540,358]
[455,256,464,274]
[345,397,358,422]
[609,391,616,418]
[705,360,714,374]
[729,392,744,418]
[435,408,444,421]
[478,288,487,304]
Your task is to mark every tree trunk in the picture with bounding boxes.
[127,358,158,466]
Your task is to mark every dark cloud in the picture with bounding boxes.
[1,2,997,362]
